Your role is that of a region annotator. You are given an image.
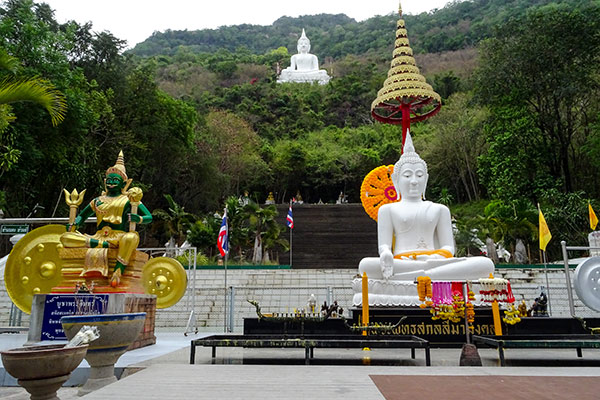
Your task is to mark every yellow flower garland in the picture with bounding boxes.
[360,165,399,221]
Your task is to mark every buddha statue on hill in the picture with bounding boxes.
[277,29,330,85]
[353,132,494,306]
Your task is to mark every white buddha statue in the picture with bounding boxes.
[353,131,494,306]
[277,29,330,85]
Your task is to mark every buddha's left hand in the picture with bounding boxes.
[128,213,142,223]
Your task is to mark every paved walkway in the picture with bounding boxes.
[2,333,600,399]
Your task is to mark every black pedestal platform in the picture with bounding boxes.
[243,308,600,345]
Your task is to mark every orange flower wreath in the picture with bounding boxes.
[360,165,400,221]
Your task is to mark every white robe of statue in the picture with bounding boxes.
[277,29,330,85]
[353,131,494,306]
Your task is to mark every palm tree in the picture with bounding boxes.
[152,194,197,248]
[242,201,287,264]
[0,48,67,126]
[0,49,67,174]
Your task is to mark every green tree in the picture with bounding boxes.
[475,3,600,194]
[152,194,197,246]
[187,215,221,259]
[0,48,66,174]
[0,0,113,216]
[198,109,268,198]
[417,92,489,203]
[242,201,285,264]
[477,104,553,202]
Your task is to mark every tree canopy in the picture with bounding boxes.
[1,0,600,262]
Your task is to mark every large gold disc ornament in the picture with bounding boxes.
[5,225,66,313]
[360,165,400,221]
[142,257,187,309]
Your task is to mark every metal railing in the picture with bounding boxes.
[560,241,600,317]
[155,267,600,332]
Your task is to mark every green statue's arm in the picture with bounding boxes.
[70,203,95,230]
[129,203,152,224]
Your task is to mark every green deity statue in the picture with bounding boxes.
[60,151,152,287]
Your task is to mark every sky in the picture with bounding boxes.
[42,0,455,48]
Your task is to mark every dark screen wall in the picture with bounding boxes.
[275,204,377,269]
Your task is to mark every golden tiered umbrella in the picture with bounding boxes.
[371,1,441,147]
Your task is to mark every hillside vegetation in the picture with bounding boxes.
[130,0,590,58]
[1,0,600,262]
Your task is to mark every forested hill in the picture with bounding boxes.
[129,0,590,58]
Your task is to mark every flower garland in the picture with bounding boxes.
[417,276,432,308]
[478,275,515,303]
[360,165,399,221]
[502,304,522,325]
[417,278,478,331]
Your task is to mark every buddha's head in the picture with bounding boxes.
[105,151,128,195]
[297,29,311,54]
[391,131,428,201]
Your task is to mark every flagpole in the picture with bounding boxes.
[221,206,229,333]
[287,201,293,268]
[224,251,228,332]
[542,250,552,316]
[538,202,552,316]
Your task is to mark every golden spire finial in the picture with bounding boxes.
[399,0,402,16]
[106,150,128,180]
[370,1,441,125]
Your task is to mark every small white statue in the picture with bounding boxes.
[354,131,494,306]
[307,294,317,313]
[277,29,330,85]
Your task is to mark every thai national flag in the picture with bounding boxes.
[286,204,294,229]
[217,209,229,257]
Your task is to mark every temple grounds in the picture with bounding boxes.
[3,331,600,399]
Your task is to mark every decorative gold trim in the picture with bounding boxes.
[391,56,418,67]
[394,38,410,47]
[383,73,427,86]
[392,46,414,57]
[376,81,438,98]
[387,65,421,76]
[371,91,441,110]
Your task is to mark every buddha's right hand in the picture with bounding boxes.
[380,250,394,279]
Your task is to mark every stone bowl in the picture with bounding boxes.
[60,312,146,395]
[1,344,88,381]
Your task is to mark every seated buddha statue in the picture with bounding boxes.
[277,29,330,85]
[60,151,152,287]
[354,132,493,306]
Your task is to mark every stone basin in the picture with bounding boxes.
[61,312,146,396]
[1,344,88,381]
[1,344,88,400]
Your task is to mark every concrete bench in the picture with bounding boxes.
[190,334,430,365]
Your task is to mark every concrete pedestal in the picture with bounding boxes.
[27,293,156,348]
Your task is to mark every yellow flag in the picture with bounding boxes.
[539,208,552,251]
[590,203,598,230]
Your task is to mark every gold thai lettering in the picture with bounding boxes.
[441,320,450,335]
[450,324,460,335]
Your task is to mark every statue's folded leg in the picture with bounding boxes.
[115,232,140,271]
[110,232,140,287]
[358,257,383,279]
[424,257,494,280]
